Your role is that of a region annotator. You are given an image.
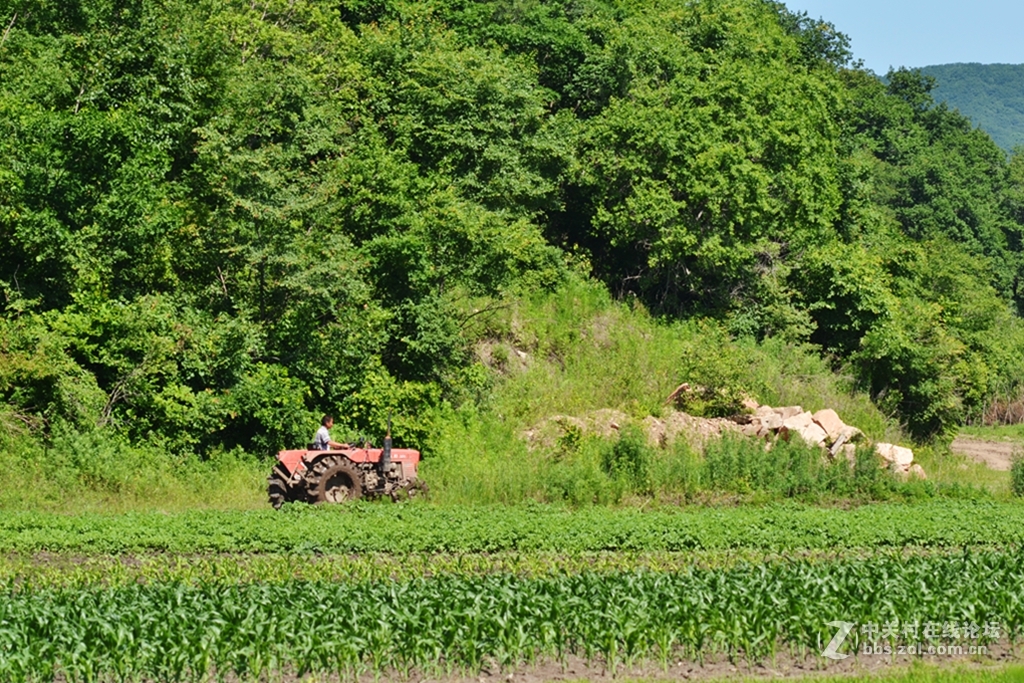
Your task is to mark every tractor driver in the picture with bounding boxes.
[313,414,346,451]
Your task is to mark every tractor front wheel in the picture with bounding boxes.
[390,477,428,502]
[267,465,292,509]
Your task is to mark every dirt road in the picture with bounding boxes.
[950,436,1017,471]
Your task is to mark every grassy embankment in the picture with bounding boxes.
[0,281,1012,512]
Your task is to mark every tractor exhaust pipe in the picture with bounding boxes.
[382,411,392,472]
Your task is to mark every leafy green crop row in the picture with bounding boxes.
[0,548,977,589]
[3,501,1024,554]
[1,551,1021,682]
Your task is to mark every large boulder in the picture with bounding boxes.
[774,406,804,419]
[782,411,815,431]
[793,422,829,447]
[812,409,846,442]
[875,442,914,468]
[740,423,761,438]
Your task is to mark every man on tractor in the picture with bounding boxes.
[313,414,346,451]
[268,414,425,507]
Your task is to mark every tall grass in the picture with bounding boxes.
[0,426,266,512]
[424,280,913,505]
[0,279,923,511]
[455,280,889,433]
[424,424,981,506]
[1012,454,1024,498]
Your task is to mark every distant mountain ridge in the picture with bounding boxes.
[920,63,1024,152]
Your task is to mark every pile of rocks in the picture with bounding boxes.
[527,386,927,480]
[733,402,926,479]
[737,405,861,457]
[874,442,927,479]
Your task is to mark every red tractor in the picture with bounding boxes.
[267,423,426,508]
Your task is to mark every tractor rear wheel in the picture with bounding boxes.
[309,456,364,503]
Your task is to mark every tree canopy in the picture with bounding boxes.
[2,0,1024,450]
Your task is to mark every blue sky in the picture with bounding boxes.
[783,1,1024,75]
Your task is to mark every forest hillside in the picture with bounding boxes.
[921,62,1024,151]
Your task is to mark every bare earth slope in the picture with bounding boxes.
[950,436,1015,471]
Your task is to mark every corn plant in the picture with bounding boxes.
[0,550,1021,682]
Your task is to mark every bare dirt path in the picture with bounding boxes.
[950,436,1017,471]
[175,646,1021,682]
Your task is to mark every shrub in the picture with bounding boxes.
[674,323,760,417]
[1012,454,1024,498]
[704,435,827,497]
[600,426,652,494]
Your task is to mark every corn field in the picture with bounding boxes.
[1,550,1021,682]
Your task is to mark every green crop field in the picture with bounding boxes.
[1,501,1022,681]
[3,500,1024,555]
[2,550,1022,682]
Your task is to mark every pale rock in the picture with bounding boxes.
[794,422,829,447]
[811,409,846,442]
[838,425,864,443]
[755,405,776,418]
[774,406,804,419]
[782,411,815,431]
[840,444,857,465]
[760,413,783,431]
[741,396,760,412]
[908,464,927,480]
[740,423,760,438]
[875,442,914,467]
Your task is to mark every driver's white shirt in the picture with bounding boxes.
[313,425,331,450]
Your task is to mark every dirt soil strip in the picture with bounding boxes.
[950,436,1017,471]
[464,648,1019,682]
[73,646,1017,682]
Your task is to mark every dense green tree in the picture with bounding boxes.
[569,0,844,315]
